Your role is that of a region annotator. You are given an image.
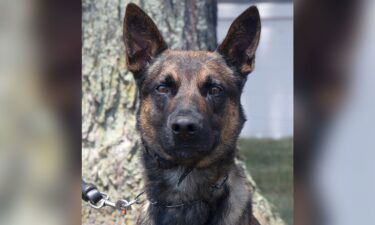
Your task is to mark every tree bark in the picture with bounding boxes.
[82,0,285,224]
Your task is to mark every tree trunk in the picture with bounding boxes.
[82,0,285,224]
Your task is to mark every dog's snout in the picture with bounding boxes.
[171,116,200,137]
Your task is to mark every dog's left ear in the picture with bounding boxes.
[123,3,167,76]
[217,6,261,77]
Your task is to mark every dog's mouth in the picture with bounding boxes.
[158,129,220,161]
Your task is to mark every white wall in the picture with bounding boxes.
[217,3,293,138]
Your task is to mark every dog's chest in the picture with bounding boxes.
[147,194,229,225]
[144,169,230,225]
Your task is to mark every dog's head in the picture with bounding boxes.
[123,3,261,165]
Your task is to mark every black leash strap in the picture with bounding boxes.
[82,180,103,205]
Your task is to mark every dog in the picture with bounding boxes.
[123,3,261,225]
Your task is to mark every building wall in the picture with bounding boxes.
[218,2,293,138]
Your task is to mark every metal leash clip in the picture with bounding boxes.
[89,191,145,215]
[88,193,115,209]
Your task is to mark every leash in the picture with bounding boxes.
[81,180,144,215]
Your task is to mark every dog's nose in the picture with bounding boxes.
[171,117,199,137]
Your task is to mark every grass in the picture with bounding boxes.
[238,137,293,225]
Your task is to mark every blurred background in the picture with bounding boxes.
[295,0,375,224]
[0,0,80,224]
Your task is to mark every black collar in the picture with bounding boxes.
[149,198,203,208]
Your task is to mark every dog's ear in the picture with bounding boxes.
[217,6,261,77]
[123,3,167,76]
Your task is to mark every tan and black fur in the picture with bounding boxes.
[123,3,261,225]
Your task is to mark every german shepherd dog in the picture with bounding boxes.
[123,3,261,225]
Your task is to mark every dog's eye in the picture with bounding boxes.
[156,85,170,94]
[208,86,223,96]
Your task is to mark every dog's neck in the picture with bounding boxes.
[141,148,235,225]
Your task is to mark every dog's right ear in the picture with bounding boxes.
[217,6,261,77]
[123,3,167,77]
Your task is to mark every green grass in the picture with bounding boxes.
[238,137,293,225]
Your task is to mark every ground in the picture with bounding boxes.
[238,137,293,225]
